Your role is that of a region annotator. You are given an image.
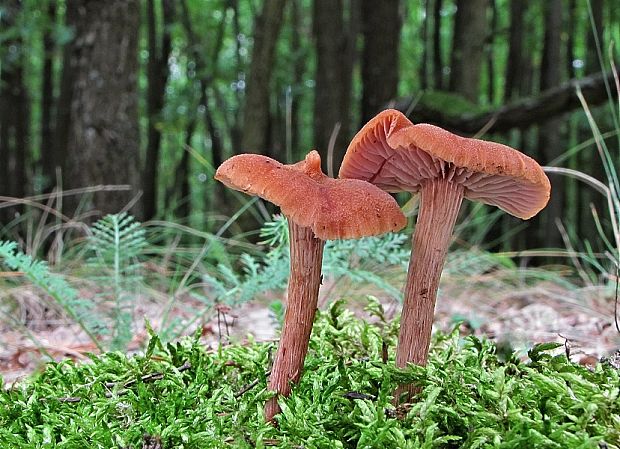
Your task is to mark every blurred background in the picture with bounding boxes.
[0,0,619,381]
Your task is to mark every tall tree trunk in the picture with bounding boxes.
[566,0,577,79]
[585,0,604,74]
[313,0,357,172]
[0,0,29,216]
[229,0,243,153]
[54,3,77,181]
[420,0,430,90]
[432,0,443,90]
[486,0,497,104]
[179,0,225,172]
[504,0,527,101]
[538,0,564,249]
[12,64,28,201]
[175,121,195,220]
[64,0,141,217]
[289,0,306,159]
[360,0,401,122]
[143,0,174,221]
[41,0,57,192]
[449,0,489,102]
[240,0,287,153]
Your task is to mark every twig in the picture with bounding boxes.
[56,396,81,403]
[104,361,192,397]
[234,370,270,398]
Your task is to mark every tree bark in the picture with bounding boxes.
[0,0,29,212]
[360,0,401,123]
[432,0,443,89]
[420,0,430,90]
[143,0,174,221]
[289,0,306,158]
[538,0,564,249]
[449,0,489,103]
[566,0,577,79]
[504,0,527,101]
[63,0,141,217]
[41,0,57,192]
[313,0,357,172]
[585,0,604,74]
[54,3,77,180]
[486,0,497,103]
[240,0,287,153]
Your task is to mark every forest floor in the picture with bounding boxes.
[1,268,619,387]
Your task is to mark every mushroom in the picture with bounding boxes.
[215,150,406,421]
[339,110,550,401]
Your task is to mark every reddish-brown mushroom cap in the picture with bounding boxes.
[215,150,406,239]
[340,109,414,192]
[339,112,551,220]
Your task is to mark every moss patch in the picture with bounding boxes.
[1,301,619,448]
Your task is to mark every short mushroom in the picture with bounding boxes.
[339,110,551,401]
[215,150,406,421]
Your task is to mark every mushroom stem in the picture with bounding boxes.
[395,178,464,402]
[265,220,325,422]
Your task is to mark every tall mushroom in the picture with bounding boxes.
[215,150,406,421]
[339,110,551,401]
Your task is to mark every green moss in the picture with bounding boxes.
[1,301,619,448]
[418,91,492,117]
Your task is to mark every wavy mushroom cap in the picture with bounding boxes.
[339,112,550,220]
[339,109,414,192]
[215,150,407,240]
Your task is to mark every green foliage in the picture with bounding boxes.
[204,215,411,307]
[1,302,618,448]
[0,214,148,352]
[418,91,491,116]
[0,241,105,351]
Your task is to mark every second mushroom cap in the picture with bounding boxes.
[339,109,550,219]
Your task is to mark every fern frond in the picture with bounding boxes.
[87,213,147,350]
[0,241,105,351]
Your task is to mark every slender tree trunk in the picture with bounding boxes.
[449,0,489,102]
[0,66,12,202]
[179,0,234,225]
[240,0,287,153]
[290,0,306,158]
[41,0,57,192]
[486,0,497,104]
[179,0,225,169]
[176,121,195,219]
[420,0,430,90]
[566,0,577,79]
[432,0,443,89]
[585,0,604,74]
[538,0,564,249]
[64,0,141,217]
[13,64,28,201]
[54,3,77,180]
[313,0,357,172]
[360,0,401,122]
[229,0,243,152]
[143,0,174,221]
[504,0,527,101]
[0,0,29,211]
